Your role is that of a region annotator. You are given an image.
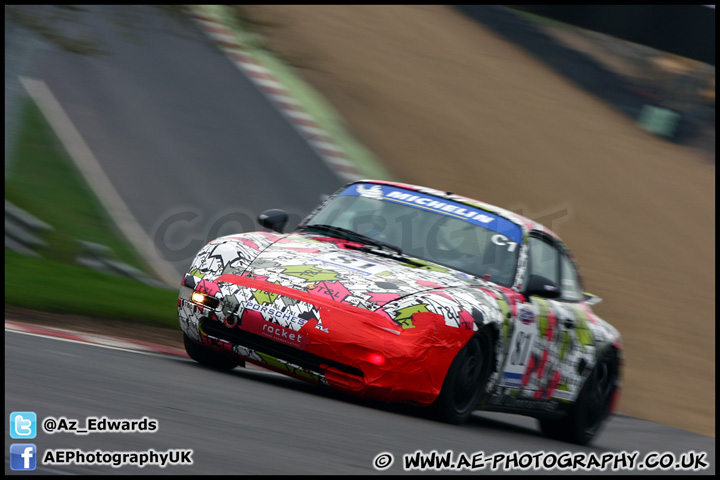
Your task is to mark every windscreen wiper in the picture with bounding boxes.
[298,224,403,254]
[298,224,428,267]
[297,225,442,269]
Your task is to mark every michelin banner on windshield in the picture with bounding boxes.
[339,183,522,243]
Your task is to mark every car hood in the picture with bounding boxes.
[237,233,487,311]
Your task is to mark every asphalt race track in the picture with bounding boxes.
[27,5,344,278]
[5,6,715,475]
[4,331,715,474]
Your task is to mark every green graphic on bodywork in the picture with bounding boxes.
[576,317,594,349]
[257,352,319,382]
[189,268,205,279]
[496,297,511,344]
[460,200,497,215]
[282,265,340,282]
[500,320,512,377]
[495,297,513,372]
[496,296,511,322]
[559,331,572,361]
[572,306,595,349]
[552,382,573,403]
[289,235,321,243]
[394,304,430,329]
[411,261,449,273]
[535,298,550,338]
[252,289,278,305]
[502,319,511,350]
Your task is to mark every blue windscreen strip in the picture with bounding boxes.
[339,183,522,243]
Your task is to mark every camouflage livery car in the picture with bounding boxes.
[178,180,622,445]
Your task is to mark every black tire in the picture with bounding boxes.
[539,348,619,445]
[183,332,242,370]
[431,329,494,425]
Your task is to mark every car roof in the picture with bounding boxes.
[354,179,563,243]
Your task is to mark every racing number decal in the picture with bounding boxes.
[509,331,533,366]
[330,254,379,270]
[491,234,518,252]
[500,305,538,388]
[318,253,388,276]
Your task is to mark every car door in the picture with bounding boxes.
[498,232,591,403]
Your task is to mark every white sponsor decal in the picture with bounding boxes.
[385,191,495,223]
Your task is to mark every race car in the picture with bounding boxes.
[178,180,622,445]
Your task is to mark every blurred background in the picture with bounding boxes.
[5,4,715,445]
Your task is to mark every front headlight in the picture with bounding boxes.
[190,291,220,310]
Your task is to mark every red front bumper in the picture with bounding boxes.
[191,274,475,406]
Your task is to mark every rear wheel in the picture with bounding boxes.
[539,348,619,445]
[183,332,242,370]
[431,329,493,425]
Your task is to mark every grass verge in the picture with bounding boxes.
[6,97,177,329]
[5,98,151,272]
[5,250,178,329]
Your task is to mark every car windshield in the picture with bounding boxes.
[300,183,522,286]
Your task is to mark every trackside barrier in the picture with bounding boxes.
[75,241,168,289]
[5,199,53,257]
[5,199,167,288]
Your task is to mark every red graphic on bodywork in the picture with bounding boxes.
[224,236,261,251]
[367,292,401,305]
[523,350,562,399]
[305,236,364,250]
[308,281,352,302]
[545,309,557,341]
[522,355,536,387]
[432,291,456,302]
[458,310,475,330]
[283,247,322,253]
[238,238,260,250]
[196,279,220,297]
[216,274,474,405]
[580,303,599,324]
[256,232,283,242]
[417,280,444,289]
[538,349,549,378]
[533,370,561,399]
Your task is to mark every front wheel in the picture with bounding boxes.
[431,329,494,425]
[183,332,243,370]
[539,348,619,445]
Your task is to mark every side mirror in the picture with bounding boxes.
[258,209,288,233]
[524,274,561,299]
